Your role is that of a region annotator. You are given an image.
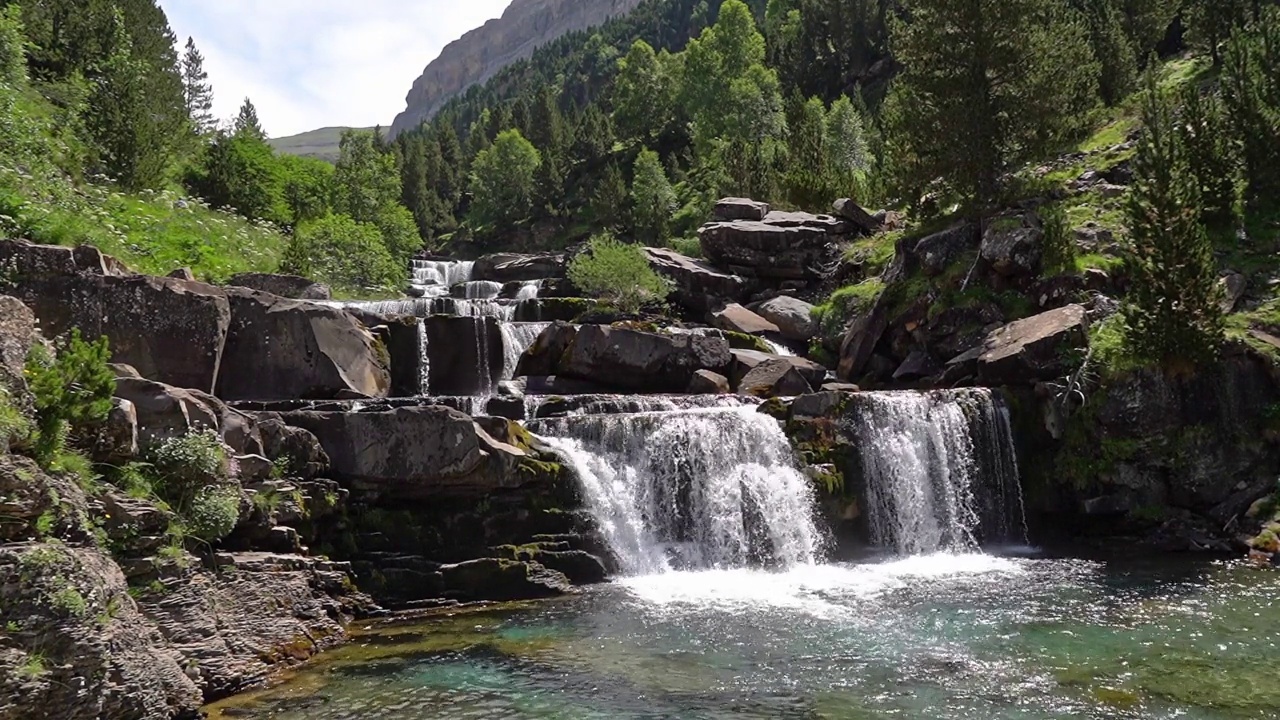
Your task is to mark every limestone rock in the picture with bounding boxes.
[713,197,771,221]
[737,358,812,398]
[0,295,37,410]
[711,303,781,336]
[910,223,978,276]
[217,288,390,401]
[645,247,753,312]
[227,272,331,300]
[755,295,817,341]
[980,213,1043,277]
[93,397,139,464]
[731,349,827,389]
[268,406,531,500]
[115,377,220,449]
[687,369,731,394]
[948,304,1089,385]
[438,558,573,601]
[472,252,566,282]
[698,211,851,281]
[559,325,733,393]
[515,321,578,379]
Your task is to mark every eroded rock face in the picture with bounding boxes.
[947,304,1089,385]
[558,325,733,393]
[268,406,530,501]
[227,272,331,301]
[472,253,566,282]
[698,211,852,281]
[217,288,390,401]
[390,0,645,137]
[645,247,753,312]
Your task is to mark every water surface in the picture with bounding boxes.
[207,553,1280,719]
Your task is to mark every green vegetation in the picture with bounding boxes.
[813,278,883,349]
[567,234,672,313]
[144,429,239,544]
[25,329,115,485]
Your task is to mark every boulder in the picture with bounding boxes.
[687,369,731,394]
[947,304,1089,385]
[755,296,817,341]
[1220,272,1247,314]
[424,316,502,395]
[698,211,851,281]
[980,213,1043,277]
[837,294,890,382]
[911,223,978,276]
[515,321,577,379]
[645,247,752,312]
[216,288,390,401]
[832,198,880,235]
[227,272,331,301]
[269,406,531,500]
[114,377,220,449]
[711,303,781,336]
[7,263,230,393]
[737,358,812,398]
[92,397,138,464]
[713,197,771,221]
[472,253,566,282]
[0,238,129,278]
[0,295,37,409]
[559,325,732,393]
[893,351,940,382]
[731,349,827,389]
[439,558,572,601]
[255,418,329,480]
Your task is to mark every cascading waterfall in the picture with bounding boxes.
[516,280,543,301]
[413,259,474,293]
[498,322,550,380]
[461,281,504,299]
[846,388,1025,555]
[531,407,824,575]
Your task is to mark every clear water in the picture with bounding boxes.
[207,554,1280,719]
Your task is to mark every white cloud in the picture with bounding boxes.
[157,0,510,138]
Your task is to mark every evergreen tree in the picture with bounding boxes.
[185,130,286,223]
[1178,84,1236,224]
[889,0,1099,209]
[332,130,399,224]
[181,36,214,134]
[572,104,616,169]
[1125,70,1223,368]
[1079,0,1139,105]
[782,95,829,208]
[631,148,677,242]
[591,161,629,230]
[469,129,541,228]
[613,39,676,144]
[1186,0,1252,65]
[824,94,872,196]
[1222,9,1280,217]
[233,97,266,141]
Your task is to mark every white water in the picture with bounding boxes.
[413,259,474,293]
[515,280,543,301]
[533,406,824,575]
[461,280,503,299]
[847,389,1025,555]
[498,322,551,381]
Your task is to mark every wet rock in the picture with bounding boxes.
[217,288,390,401]
[713,197,771,221]
[948,304,1089,385]
[698,211,850,281]
[384,316,424,397]
[711,303,780,336]
[820,382,861,393]
[472,253,566,282]
[268,406,532,501]
[980,213,1043,278]
[688,369,731,394]
[755,295,817,342]
[645,247,753,312]
[439,558,573,601]
[737,358,813,398]
[227,272,331,300]
[424,316,502,395]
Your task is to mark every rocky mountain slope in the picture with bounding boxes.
[389,0,646,138]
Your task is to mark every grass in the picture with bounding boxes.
[843,231,899,277]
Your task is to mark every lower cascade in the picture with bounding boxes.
[531,406,825,575]
[846,388,1026,555]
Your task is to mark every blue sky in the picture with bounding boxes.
[158,0,509,138]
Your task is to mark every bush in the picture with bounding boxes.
[1039,202,1077,276]
[567,234,671,313]
[147,429,241,544]
[667,237,703,258]
[25,329,115,468]
[280,213,404,294]
[185,485,240,542]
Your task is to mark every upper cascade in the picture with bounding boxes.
[530,406,825,575]
[389,0,646,138]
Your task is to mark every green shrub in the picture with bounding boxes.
[185,485,240,543]
[148,429,227,499]
[25,330,115,470]
[0,384,31,449]
[667,237,703,258]
[1039,202,1078,276]
[812,279,885,349]
[280,213,404,295]
[568,233,672,313]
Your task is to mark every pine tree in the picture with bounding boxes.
[1125,70,1223,368]
[1221,9,1280,218]
[1081,0,1139,105]
[1186,0,1252,65]
[631,148,677,242]
[1178,84,1236,224]
[782,95,829,208]
[889,0,1099,209]
[590,161,629,230]
[181,36,214,133]
[233,97,266,141]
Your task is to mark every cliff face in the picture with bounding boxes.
[389,0,645,138]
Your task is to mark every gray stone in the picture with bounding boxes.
[981,213,1043,277]
[912,223,978,276]
[755,296,817,341]
[1220,272,1247,314]
[217,288,390,401]
[711,303,780,336]
[93,397,138,464]
[472,253,566,282]
[832,198,880,235]
[949,304,1089,385]
[893,351,940,381]
[558,325,733,393]
[645,247,752,312]
[424,316,502,395]
[115,377,220,449]
[737,358,812,398]
[687,369,731,394]
[731,349,827,389]
[713,197,771,221]
[227,272,331,301]
[698,211,850,281]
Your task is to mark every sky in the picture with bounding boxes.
[157,0,510,139]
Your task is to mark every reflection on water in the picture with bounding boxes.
[206,554,1280,720]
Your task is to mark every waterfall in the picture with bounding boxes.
[531,407,824,575]
[498,322,551,380]
[461,281,503,299]
[516,280,543,301]
[846,389,1025,555]
[452,299,518,321]
[417,318,430,395]
[413,259,474,292]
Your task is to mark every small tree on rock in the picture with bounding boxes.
[568,234,671,313]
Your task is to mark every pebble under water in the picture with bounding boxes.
[207,553,1280,719]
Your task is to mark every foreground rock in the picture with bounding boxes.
[216,288,391,401]
[711,303,780,337]
[518,323,733,394]
[698,209,852,281]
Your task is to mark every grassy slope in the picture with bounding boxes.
[0,84,289,282]
[267,126,373,163]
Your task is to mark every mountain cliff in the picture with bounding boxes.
[389,0,646,138]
